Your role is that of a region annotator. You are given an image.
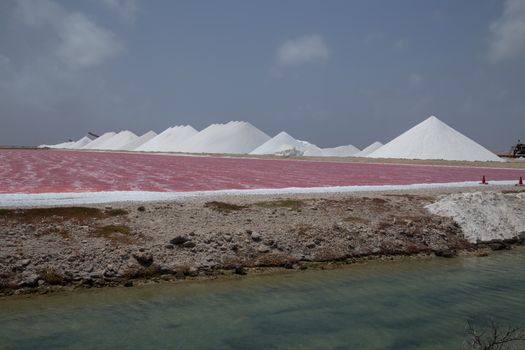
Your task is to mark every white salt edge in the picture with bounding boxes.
[0,180,518,207]
[426,191,525,242]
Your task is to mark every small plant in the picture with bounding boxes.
[104,208,128,216]
[254,199,305,211]
[122,265,160,279]
[255,253,298,267]
[0,207,105,223]
[95,224,131,235]
[39,269,65,285]
[93,225,132,244]
[464,319,525,350]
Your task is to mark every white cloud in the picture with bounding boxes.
[276,34,331,66]
[15,0,122,69]
[99,0,139,22]
[488,0,525,62]
[58,13,122,69]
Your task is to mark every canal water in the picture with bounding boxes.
[1,249,524,349]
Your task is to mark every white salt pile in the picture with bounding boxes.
[322,145,360,157]
[250,131,323,156]
[367,116,503,162]
[177,121,270,154]
[136,126,198,152]
[120,131,157,151]
[81,132,116,150]
[38,141,75,149]
[95,130,138,150]
[135,127,173,152]
[426,191,525,242]
[355,141,383,157]
[68,136,93,149]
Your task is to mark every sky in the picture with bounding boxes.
[0,0,524,151]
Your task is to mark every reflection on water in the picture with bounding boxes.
[1,249,525,350]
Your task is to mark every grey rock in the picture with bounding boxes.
[257,245,270,253]
[133,252,153,266]
[103,269,116,278]
[170,236,189,245]
[234,266,247,275]
[435,249,457,258]
[306,241,316,249]
[250,231,261,241]
[182,241,196,248]
[19,259,31,267]
[23,274,40,288]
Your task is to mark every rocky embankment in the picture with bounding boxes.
[1,191,524,296]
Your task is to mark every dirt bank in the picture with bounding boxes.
[1,188,524,297]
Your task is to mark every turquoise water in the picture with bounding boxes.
[1,249,525,349]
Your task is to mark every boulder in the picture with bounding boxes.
[133,252,153,266]
[170,236,189,245]
[435,249,457,258]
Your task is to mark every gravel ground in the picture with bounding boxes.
[1,186,524,297]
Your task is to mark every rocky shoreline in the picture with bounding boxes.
[1,190,524,297]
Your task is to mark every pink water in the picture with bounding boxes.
[0,150,522,194]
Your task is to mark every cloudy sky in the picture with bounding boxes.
[0,0,524,150]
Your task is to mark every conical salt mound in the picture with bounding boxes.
[93,130,138,150]
[135,127,173,152]
[136,126,198,152]
[68,136,93,149]
[82,132,116,149]
[322,145,360,157]
[355,141,383,157]
[120,131,157,151]
[367,116,502,162]
[177,121,270,154]
[250,131,323,156]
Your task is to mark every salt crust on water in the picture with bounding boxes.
[119,131,157,151]
[136,126,198,152]
[322,145,360,157]
[95,130,138,150]
[426,191,525,242]
[81,132,116,150]
[175,121,270,154]
[250,131,323,156]
[355,141,383,157]
[367,116,503,162]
